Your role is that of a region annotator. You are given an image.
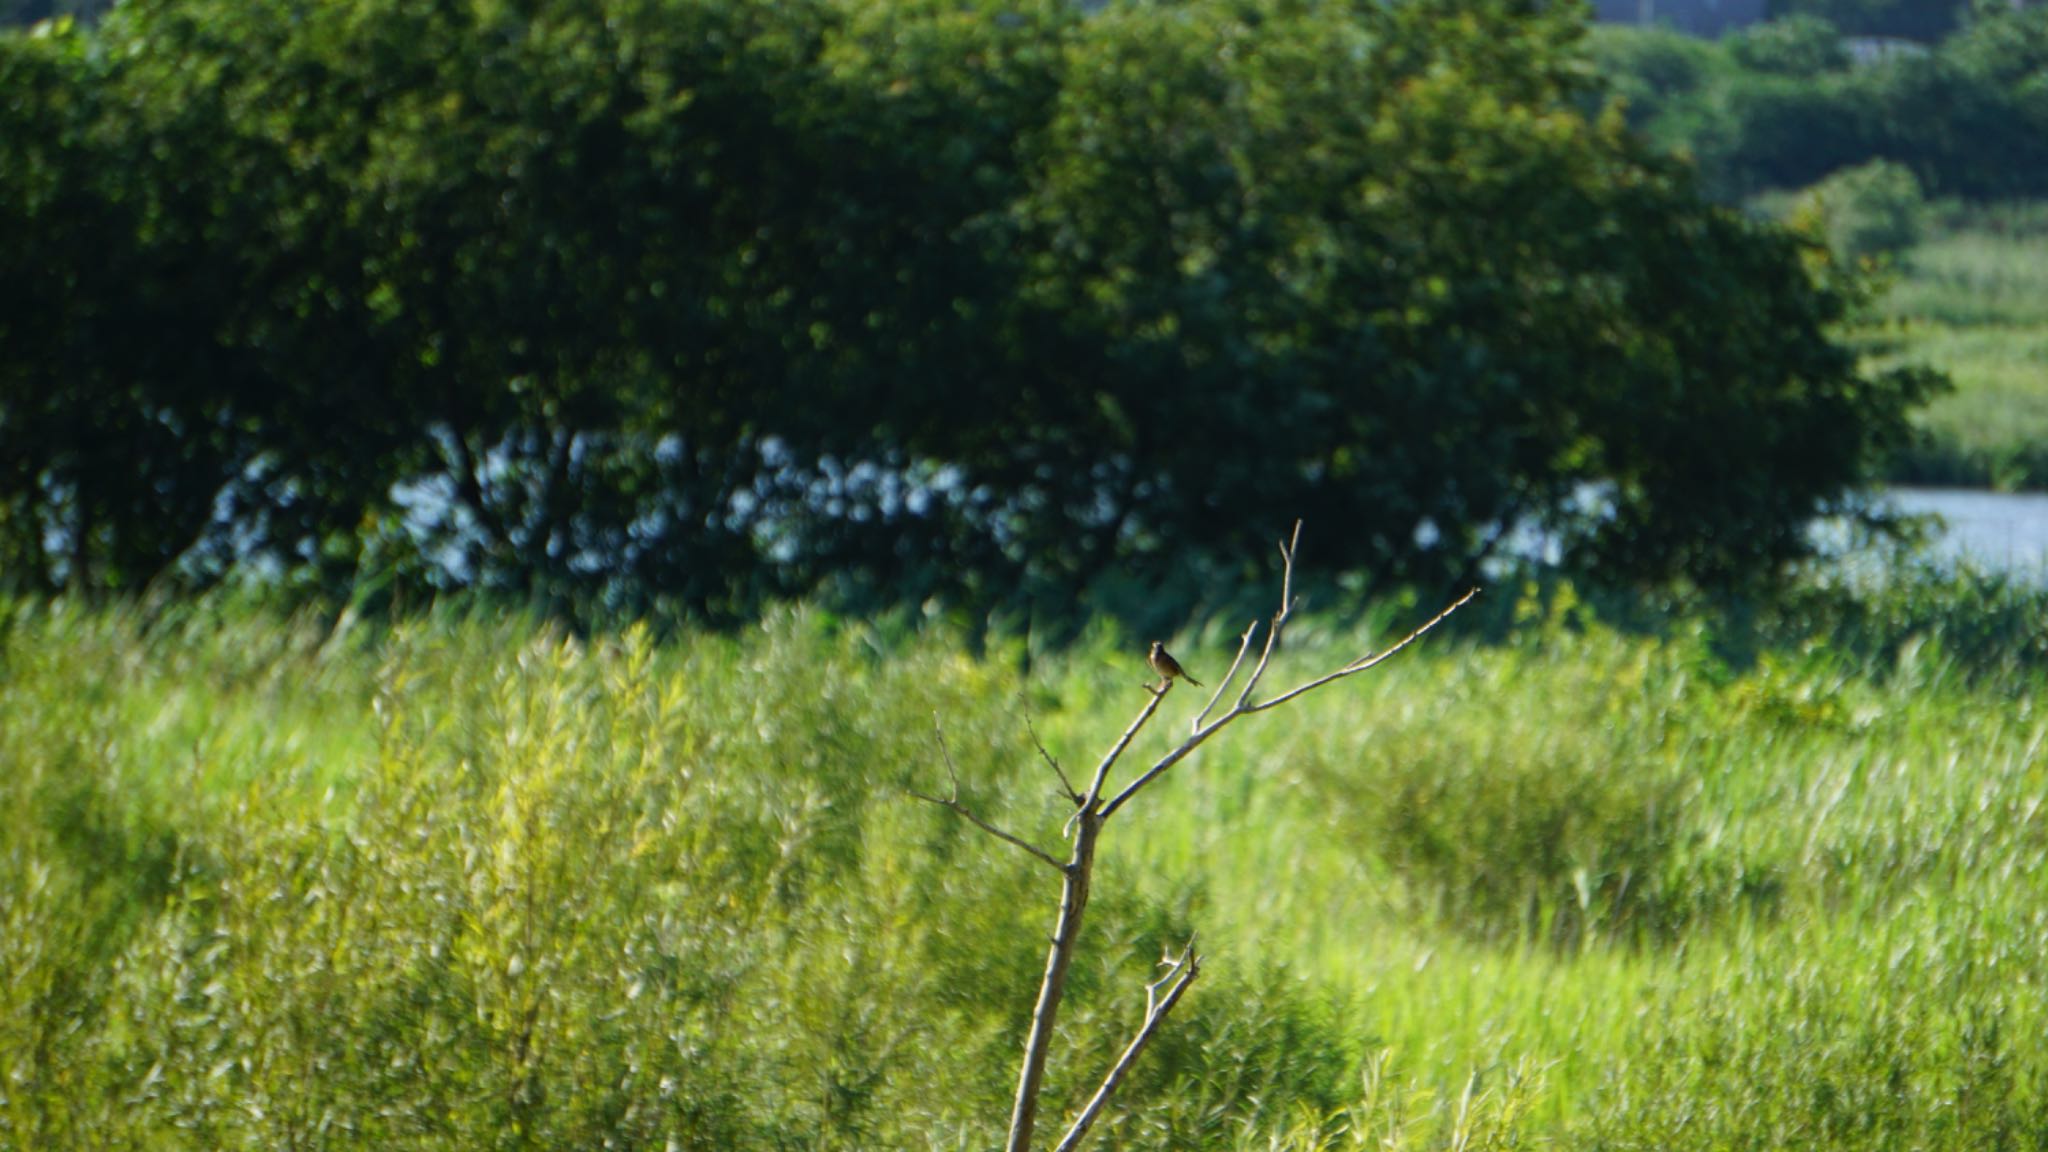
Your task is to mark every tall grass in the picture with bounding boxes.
[1865,203,2048,489]
[3,586,2046,1149]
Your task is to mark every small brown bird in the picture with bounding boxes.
[1147,641,1202,688]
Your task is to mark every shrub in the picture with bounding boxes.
[1808,159,1927,260]
[1728,15,1850,77]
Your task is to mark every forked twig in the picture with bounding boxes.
[1020,690,1081,803]
[910,714,1067,873]
[1246,586,1480,714]
[1051,935,1202,1152]
[1100,527,1475,820]
[1190,619,1258,734]
[1234,521,1304,712]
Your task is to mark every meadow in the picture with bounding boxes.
[1868,201,2048,490]
[5,577,2047,1151]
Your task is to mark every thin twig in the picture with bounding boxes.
[1249,586,1480,714]
[1234,520,1302,711]
[912,714,1067,872]
[1051,937,1202,1152]
[1100,565,1477,821]
[1191,619,1259,734]
[1097,717,1223,819]
[1020,690,1081,803]
[1084,682,1168,804]
[932,712,964,792]
[908,789,1068,872]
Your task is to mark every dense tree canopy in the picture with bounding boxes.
[1595,6,2048,201]
[0,0,1937,617]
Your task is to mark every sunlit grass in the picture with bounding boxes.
[4,589,2047,1149]
[1884,230,2048,330]
[1868,213,2048,489]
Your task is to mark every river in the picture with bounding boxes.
[1883,487,2048,578]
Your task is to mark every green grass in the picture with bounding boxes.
[1866,209,2048,489]
[4,588,2048,1149]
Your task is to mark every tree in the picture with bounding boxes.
[0,0,1942,612]
[913,525,1476,1151]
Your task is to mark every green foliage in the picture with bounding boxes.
[1842,200,2048,489]
[1597,7,2048,200]
[1588,25,1719,104]
[1727,13,1850,75]
[5,587,2048,1148]
[0,0,1932,612]
[1807,159,1927,259]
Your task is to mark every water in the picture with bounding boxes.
[1884,487,2048,578]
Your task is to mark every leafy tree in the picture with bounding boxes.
[0,16,268,590]
[1727,13,1849,75]
[0,0,1942,615]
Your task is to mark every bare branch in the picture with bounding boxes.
[932,712,963,792]
[912,714,1067,872]
[1099,578,1479,821]
[1011,810,1101,1152]
[1020,690,1081,803]
[1235,520,1303,711]
[1098,721,1217,820]
[1190,619,1259,734]
[908,789,1068,873]
[994,524,1471,1152]
[1083,681,1169,804]
[1249,586,1480,714]
[1052,936,1203,1152]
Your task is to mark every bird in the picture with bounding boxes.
[1147,641,1202,688]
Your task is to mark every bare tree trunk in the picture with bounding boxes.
[1007,809,1098,1152]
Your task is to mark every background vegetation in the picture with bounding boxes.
[1861,201,2048,489]
[1589,4,2048,200]
[0,0,1937,617]
[1585,5,2048,491]
[4,582,2047,1150]
[7,3,2048,1146]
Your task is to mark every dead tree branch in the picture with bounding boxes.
[910,715,1067,873]
[1052,937,1202,1152]
[1189,620,1258,734]
[1241,586,1479,715]
[1098,534,1476,821]
[1234,520,1304,712]
[1020,690,1082,804]
[956,523,1475,1152]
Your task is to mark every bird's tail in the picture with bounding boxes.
[1186,675,1203,687]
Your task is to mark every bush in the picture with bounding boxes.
[1587,24,1719,123]
[1728,15,1850,76]
[8,595,2048,1150]
[1808,159,1927,259]
[1296,609,1785,950]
